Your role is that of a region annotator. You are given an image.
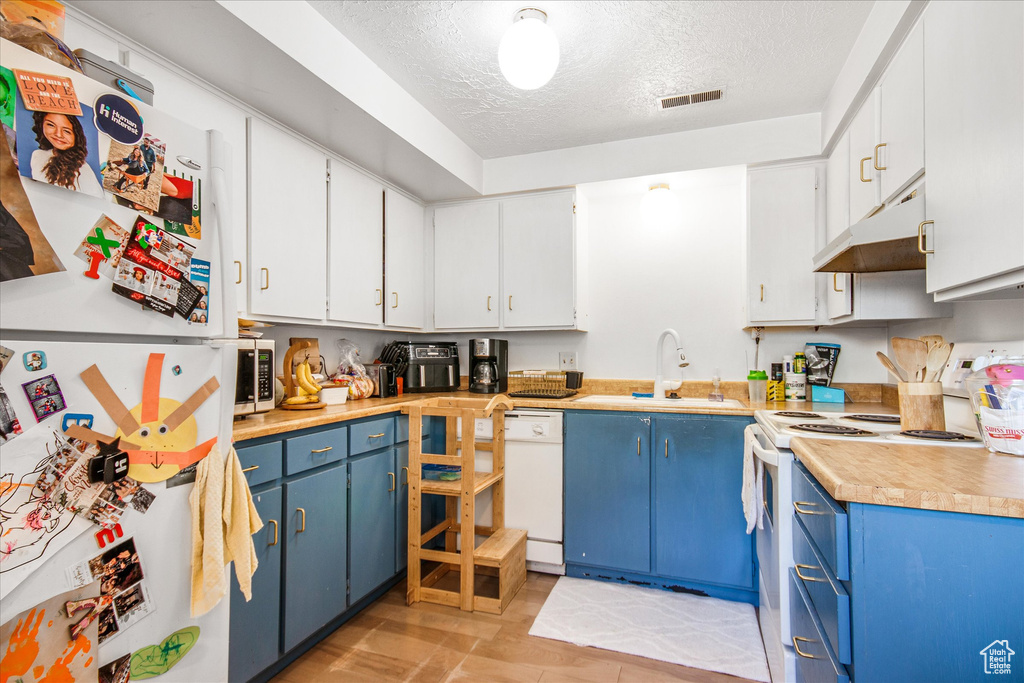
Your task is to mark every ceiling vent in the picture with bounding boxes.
[658,88,724,110]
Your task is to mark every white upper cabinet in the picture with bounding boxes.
[848,91,882,223]
[433,202,501,329]
[384,190,425,329]
[327,160,384,326]
[747,163,823,325]
[826,131,853,318]
[923,1,1024,300]
[248,118,327,320]
[877,21,925,205]
[501,192,577,329]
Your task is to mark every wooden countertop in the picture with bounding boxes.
[790,437,1024,519]
[232,388,890,442]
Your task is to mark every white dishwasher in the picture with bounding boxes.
[460,409,565,574]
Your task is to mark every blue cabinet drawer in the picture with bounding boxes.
[789,570,850,683]
[792,460,849,580]
[395,415,430,443]
[285,426,348,475]
[794,516,851,664]
[237,441,283,487]
[350,416,395,455]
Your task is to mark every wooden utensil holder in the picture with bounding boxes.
[898,382,945,431]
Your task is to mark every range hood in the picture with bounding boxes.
[813,195,926,272]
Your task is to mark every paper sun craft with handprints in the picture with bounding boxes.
[65,353,219,483]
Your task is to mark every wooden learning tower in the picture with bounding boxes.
[404,395,527,614]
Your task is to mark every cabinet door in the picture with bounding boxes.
[878,21,925,204]
[826,132,853,318]
[433,203,500,329]
[384,190,424,329]
[747,165,819,324]
[564,412,650,573]
[654,417,754,588]
[327,160,383,325]
[249,118,327,320]
[848,91,881,223]
[395,444,409,574]
[283,465,347,652]
[349,450,397,603]
[229,486,282,683]
[924,1,1024,295]
[501,192,576,328]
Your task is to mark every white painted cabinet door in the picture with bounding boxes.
[501,192,576,328]
[126,51,250,315]
[826,132,853,318]
[433,203,500,329]
[848,91,881,223]
[878,21,925,205]
[384,190,424,329]
[747,165,819,325]
[248,118,327,320]
[326,160,383,325]
[924,1,1024,297]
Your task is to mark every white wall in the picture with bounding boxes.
[888,300,1024,346]
[264,166,890,384]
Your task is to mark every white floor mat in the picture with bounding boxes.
[528,576,770,682]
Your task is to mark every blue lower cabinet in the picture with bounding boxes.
[229,487,282,683]
[283,464,348,652]
[565,411,651,573]
[653,415,753,589]
[349,449,397,603]
[789,570,849,683]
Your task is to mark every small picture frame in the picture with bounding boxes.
[21,374,66,422]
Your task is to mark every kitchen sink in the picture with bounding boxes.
[573,395,746,409]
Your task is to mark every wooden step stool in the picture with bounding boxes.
[403,395,527,615]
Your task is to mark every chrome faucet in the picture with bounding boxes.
[654,328,688,399]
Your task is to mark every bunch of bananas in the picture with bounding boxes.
[284,360,322,405]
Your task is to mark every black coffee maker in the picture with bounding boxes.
[469,339,508,394]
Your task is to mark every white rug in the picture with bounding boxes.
[528,577,770,682]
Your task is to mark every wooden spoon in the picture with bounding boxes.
[924,344,947,382]
[892,337,929,381]
[877,351,907,382]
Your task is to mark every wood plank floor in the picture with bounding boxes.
[272,572,760,682]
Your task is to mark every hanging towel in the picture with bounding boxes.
[189,444,263,617]
[741,424,764,534]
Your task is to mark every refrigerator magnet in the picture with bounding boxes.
[22,350,46,371]
[22,373,66,422]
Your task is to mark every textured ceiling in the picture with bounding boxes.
[309,1,872,159]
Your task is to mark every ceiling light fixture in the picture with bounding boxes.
[641,184,682,229]
[498,7,559,90]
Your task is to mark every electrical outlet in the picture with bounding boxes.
[559,352,578,371]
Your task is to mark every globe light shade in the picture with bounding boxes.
[641,184,682,230]
[499,9,559,90]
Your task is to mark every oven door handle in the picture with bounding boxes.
[748,424,780,467]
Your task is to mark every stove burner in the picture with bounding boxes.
[843,414,902,424]
[791,423,877,437]
[776,411,824,419]
[899,430,977,442]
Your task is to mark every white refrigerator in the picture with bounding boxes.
[1,38,237,682]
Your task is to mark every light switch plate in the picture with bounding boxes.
[559,352,578,371]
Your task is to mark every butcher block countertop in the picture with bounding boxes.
[790,437,1024,519]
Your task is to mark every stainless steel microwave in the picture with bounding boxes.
[235,339,275,417]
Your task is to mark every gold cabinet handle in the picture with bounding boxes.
[401,466,409,487]
[795,564,827,583]
[260,267,269,290]
[296,507,306,533]
[859,156,872,182]
[918,220,934,255]
[793,501,826,515]
[664,439,668,458]
[508,295,513,310]
[793,636,818,659]
[375,288,382,306]
[636,437,641,456]
[234,260,242,284]
[311,446,333,454]
[392,292,398,309]
[873,142,887,170]
[388,471,396,492]
[760,284,764,302]
[832,273,844,293]
[369,432,386,439]
[487,295,492,311]
[268,519,278,546]
[241,465,259,473]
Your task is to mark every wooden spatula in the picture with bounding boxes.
[919,334,945,351]
[892,337,928,382]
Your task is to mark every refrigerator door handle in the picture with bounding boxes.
[209,129,238,336]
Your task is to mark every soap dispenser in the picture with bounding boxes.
[708,368,724,402]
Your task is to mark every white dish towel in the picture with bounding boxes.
[741,424,764,534]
